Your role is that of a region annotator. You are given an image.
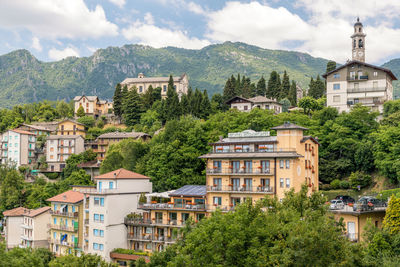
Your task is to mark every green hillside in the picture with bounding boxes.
[381,59,400,98]
[0,42,331,108]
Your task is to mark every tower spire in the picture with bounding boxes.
[351,17,366,62]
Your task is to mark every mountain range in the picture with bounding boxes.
[0,42,398,108]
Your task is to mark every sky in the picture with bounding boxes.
[1,0,400,64]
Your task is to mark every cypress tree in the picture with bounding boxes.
[123,89,142,126]
[121,85,129,114]
[308,77,315,98]
[256,76,267,96]
[180,94,190,115]
[223,76,235,102]
[250,83,257,97]
[241,77,252,98]
[168,75,174,91]
[142,85,154,109]
[200,90,211,119]
[267,71,281,99]
[308,76,325,99]
[193,89,203,118]
[288,80,297,106]
[187,87,194,114]
[280,71,290,100]
[113,83,123,117]
[235,74,242,96]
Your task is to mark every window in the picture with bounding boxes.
[260,160,270,173]
[213,178,222,190]
[94,197,100,206]
[286,178,290,188]
[163,85,167,92]
[279,160,284,169]
[100,198,104,206]
[72,206,75,212]
[244,105,248,110]
[285,160,290,169]
[213,197,222,206]
[212,160,221,172]
[54,218,57,225]
[280,178,284,188]
[109,182,114,189]
[53,232,57,239]
[100,214,104,222]
[93,229,99,236]
[146,243,152,250]
[196,213,205,221]
[93,243,99,250]
[100,230,104,237]
[54,204,57,210]
[333,83,340,90]
[99,244,104,251]
[333,73,340,79]
[354,98,359,104]
[94,214,100,222]
[333,95,340,103]
[373,71,378,77]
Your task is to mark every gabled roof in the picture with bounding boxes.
[46,190,85,204]
[10,129,36,135]
[47,134,84,140]
[97,131,150,139]
[225,96,252,104]
[58,119,85,126]
[24,206,51,217]
[73,95,99,102]
[121,74,186,84]
[301,136,321,146]
[168,185,206,197]
[20,123,53,132]
[226,95,280,105]
[322,60,397,80]
[95,168,150,180]
[271,122,308,131]
[3,207,29,217]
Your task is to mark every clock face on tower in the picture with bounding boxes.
[358,51,364,56]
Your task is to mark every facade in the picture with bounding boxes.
[82,168,152,261]
[226,96,282,113]
[20,207,51,249]
[88,131,151,161]
[3,207,28,249]
[1,129,36,167]
[77,160,101,180]
[324,19,397,113]
[125,185,207,253]
[47,190,86,256]
[46,135,85,172]
[56,119,86,137]
[121,73,189,98]
[73,96,113,118]
[199,123,319,210]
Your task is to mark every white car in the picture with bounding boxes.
[330,199,345,210]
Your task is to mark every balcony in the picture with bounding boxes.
[137,202,206,211]
[21,235,33,241]
[48,238,78,248]
[127,233,177,243]
[347,87,386,93]
[347,75,368,81]
[84,219,89,225]
[206,205,236,212]
[48,224,78,232]
[21,224,33,229]
[50,210,78,218]
[206,185,274,194]
[347,99,384,106]
[206,168,274,175]
[211,148,296,154]
[124,217,188,228]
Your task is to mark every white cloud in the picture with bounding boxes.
[108,0,126,8]
[187,2,206,15]
[0,0,118,39]
[48,46,79,61]
[31,37,42,52]
[121,14,210,49]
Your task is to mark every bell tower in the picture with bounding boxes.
[351,17,366,62]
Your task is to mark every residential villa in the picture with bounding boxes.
[324,18,397,113]
[74,96,113,118]
[3,207,29,249]
[46,135,85,172]
[0,129,36,167]
[226,96,282,113]
[47,190,86,256]
[20,207,51,249]
[56,119,86,137]
[120,73,189,98]
[82,168,152,261]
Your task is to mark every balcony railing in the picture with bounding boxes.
[207,185,274,193]
[347,75,369,81]
[21,235,33,241]
[346,233,358,242]
[127,233,177,243]
[124,217,189,227]
[48,238,78,248]
[138,203,206,211]
[206,168,274,175]
[347,87,386,93]
[206,205,236,212]
[211,148,296,154]
[48,224,78,232]
[50,210,78,218]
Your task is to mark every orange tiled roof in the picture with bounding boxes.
[95,168,150,180]
[3,207,29,217]
[24,206,51,217]
[11,129,36,135]
[46,190,85,203]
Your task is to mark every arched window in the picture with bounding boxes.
[353,39,356,49]
[358,39,363,48]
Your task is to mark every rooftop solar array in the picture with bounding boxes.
[169,185,207,197]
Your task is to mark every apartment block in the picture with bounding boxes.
[199,123,319,211]
[46,135,85,172]
[73,96,113,118]
[226,96,282,113]
[56,119,86,137]
[125,185,206,253]
[1,129,36,167]
[20,207,51,249]
[121,73,189,98]
[47,190,86,256]
[3,207,28,249]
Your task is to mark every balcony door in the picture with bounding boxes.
[244,178,252,191]
[347,222,356,241]
[231,197,241,206]
[244,161,252,173]
[231,161,240,173]
[231,178,240,191]
[213,178,222,190]
[261,160,270,173]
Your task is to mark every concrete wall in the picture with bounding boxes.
[32,211,51,248]
[5,216,23,248]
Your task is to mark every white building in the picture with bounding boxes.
[20,207,51,249]
[324,18,397,113]
[3,207,27,249]
[83,168,152,261]
[226,96,282,114]
[46,135,85,172]
[1,129,36,167]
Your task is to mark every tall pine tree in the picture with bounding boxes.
[308,76,325,99]
[288,80,297,106]
[256,76,267,96]
[280,71,290,100]
[267,71,281,99]
[241,76,252,98]
[123,89,142,126]
[200,90,211,119]
[222,75,236,102]
[113,83,123,117]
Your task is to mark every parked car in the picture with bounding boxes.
[335,195,355,204]
[330,199,345,210]
[353,196,385,211]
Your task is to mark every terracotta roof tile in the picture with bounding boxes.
[46,190,85,203]
[95,168,150,180]
[24,206,51,217]
[3,207,29,217]
[11,129,36,135]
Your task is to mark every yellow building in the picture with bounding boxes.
[47,190,86,256]
[73,96,113,118]
[56,119,86,137]
[125,185,207,253]
[199,123,319,211]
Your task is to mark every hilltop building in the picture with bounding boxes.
[226,96,282,113]
[0,129,36,167]
[324,18,397,113]
[74,96,113,118]
[120,73,189,98]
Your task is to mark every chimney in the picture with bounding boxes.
[114,173,117,179]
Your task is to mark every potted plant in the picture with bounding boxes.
[228,184,233,187]
[229,204,233,207]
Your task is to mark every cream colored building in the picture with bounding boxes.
[226,96,282,114]
[3,207,28,249]
[74,96,113,118]
[82,168,152,261]
[324,18,397,113]
[20,207,51,249]
[46,135,85,172]
[121,73,189,98]
[0,129,36,167]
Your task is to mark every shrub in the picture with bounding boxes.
[320,184,331,191]
[330,179,341,189]
[339,180,350,189]
[377,188,400,201]
[349,171,372,190]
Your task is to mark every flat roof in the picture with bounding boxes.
[169,185,206,197]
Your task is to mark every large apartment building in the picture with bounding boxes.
[82,169,152,261]
[124,185,207,254]
[46,135,85,172]
[324,18,397,113]
[0,129,36,166]
[3,207,28,249]
[73,96,113,118]
[120,73,189,98]
[200,123,319,210]
[20,207,51,249]
[47,190,86,256]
